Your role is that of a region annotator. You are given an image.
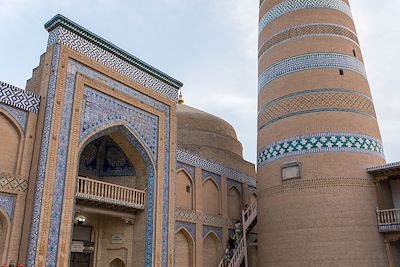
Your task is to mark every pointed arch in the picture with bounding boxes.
[76,123,156,266]
[176,169,194,210]
[202,177,220,215]
[228,186,242,220]
[0,108,23,173]
[0,208,11,264]
[109,257,125,267]
[175,228,194,267]
[202,231,222,267]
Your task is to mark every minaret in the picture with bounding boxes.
[257,0,387,266]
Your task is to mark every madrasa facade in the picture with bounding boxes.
[1,1,400,267]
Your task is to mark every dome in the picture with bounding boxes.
[176,104,255,176]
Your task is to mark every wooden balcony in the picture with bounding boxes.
[376,208,400,232]
[76,176,146,211]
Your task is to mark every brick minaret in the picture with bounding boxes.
[257,0,387,265]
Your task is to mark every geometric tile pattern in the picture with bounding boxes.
[202,170,221,189]
[0,172,28,192]
[203,225,222,240]
[176,148,256,187]
[175,208,236,229]
[257,132,384,167]
[27,44,61,267]
[0,193,15,219]
[176,161,195,181]
[0,81,40,113]
[258,88,376,130]
[259,0,352,33]
[258,53,367,91]
[80,86,158,158]
[46,14,182,101]
[0,103,27,130]
[227,178,242,194]
[259,23,359,59]
[176,221,196,240]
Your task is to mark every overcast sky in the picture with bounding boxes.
[0,0,399,164]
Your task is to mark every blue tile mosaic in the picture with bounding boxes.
[176,161,195,181]
[0,103,27,130]
[259,0,352,33]
[202,170,221,189]
[257,132,384,167]
[0,81,40,113]
[227,179,242,194]
[176,148,256,187]
[0,193,15,219]
[176,221,196,240]
[258,53,367,92]
[27,44,61,267]
[202,225,222,240]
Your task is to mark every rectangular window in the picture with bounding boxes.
[339,69,344,75]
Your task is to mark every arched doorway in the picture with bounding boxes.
[176,229,194,267]
[71,126,152,267]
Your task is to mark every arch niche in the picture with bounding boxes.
[175,228,194,267]
[176,170,194,210]
[0,208,10,264]
[0,110,22,173]
[202,178,220,215]
[202,232,221,267]
[75,124,156,266]
[228,186,242,220]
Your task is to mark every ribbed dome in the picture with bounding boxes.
[176,104,255,176]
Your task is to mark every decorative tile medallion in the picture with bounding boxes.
[0,193,15,219]
[259,0,352,33]
[258,53,366,91]
[259,23,359,59]
[177,148,256,187]
[0,103,27,130]
[258,88,376,129]
[176,221,196,240]
[0,81,40,113]
[203,225,222,240]
[258,132,384,167]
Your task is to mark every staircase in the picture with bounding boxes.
[218,201,257,267]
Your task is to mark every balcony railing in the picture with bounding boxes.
[376,208,400,232]
[76,176,146,210]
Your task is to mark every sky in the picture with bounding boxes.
[0,0,399,164]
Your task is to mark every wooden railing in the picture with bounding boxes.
[218,237,245,267]
[376,208,400,232]
[76,176,146,210]
[243,201,257,230]
[218,201,257,267]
